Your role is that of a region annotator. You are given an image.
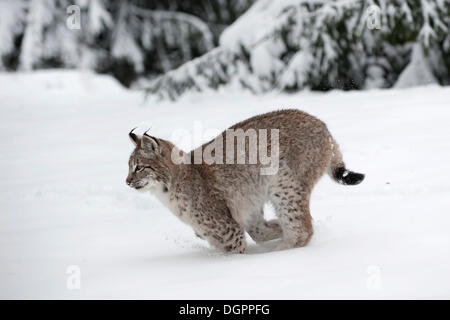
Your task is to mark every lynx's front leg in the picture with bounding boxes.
[194,213,247,254]
[207,230,247,254]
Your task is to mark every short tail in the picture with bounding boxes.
[327,137,365,186]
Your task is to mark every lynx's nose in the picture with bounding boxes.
[126,177,132,186]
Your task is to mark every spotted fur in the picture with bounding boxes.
[126,109,364,253]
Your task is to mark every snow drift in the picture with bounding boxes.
[1,71,450,298]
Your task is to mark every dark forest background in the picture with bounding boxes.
[0,0,254,86]
[0,0,449,99]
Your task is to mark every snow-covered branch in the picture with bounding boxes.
[144,0,450,100]
[130,5,214,51]
[145,47,241,100]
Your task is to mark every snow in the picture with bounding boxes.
[219,0,280,52]
[145,0,450,100]
[419,0,448,48]
[279,50,314,88]
[87,0,113,36]
[394,44,438,89]
[19,0,54,70]
[111,3,144,73]
[0,0,27,60]
[130,5,214,53]
[250,43,284,80]
[1,70,450,299]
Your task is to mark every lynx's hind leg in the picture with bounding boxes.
[270,180,313,250]
[246,209,282,242]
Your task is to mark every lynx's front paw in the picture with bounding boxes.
[206,230,247,254]
[223,244,247,254]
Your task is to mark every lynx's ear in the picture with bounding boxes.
[141,131,159,153]
[129,127,139,146]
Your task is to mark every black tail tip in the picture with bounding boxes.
[334,167,365,185]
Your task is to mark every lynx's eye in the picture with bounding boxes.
[134,166,145,173]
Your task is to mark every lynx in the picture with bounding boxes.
[126,109,364,253]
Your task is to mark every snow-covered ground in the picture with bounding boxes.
[1,70,449,299]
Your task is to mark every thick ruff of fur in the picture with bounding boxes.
[126,109,365,253]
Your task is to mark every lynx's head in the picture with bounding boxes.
[126,128,174,192]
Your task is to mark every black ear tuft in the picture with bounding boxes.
[129,127,139,146]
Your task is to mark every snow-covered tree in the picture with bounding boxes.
[111,2,144,73]
[0,0,27,70]
[19,0,55,70]
[0,0,254,86]
[78,0,113,69]
[145,0,450,100]
[19,0,98,70]
[130,4,215,74]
